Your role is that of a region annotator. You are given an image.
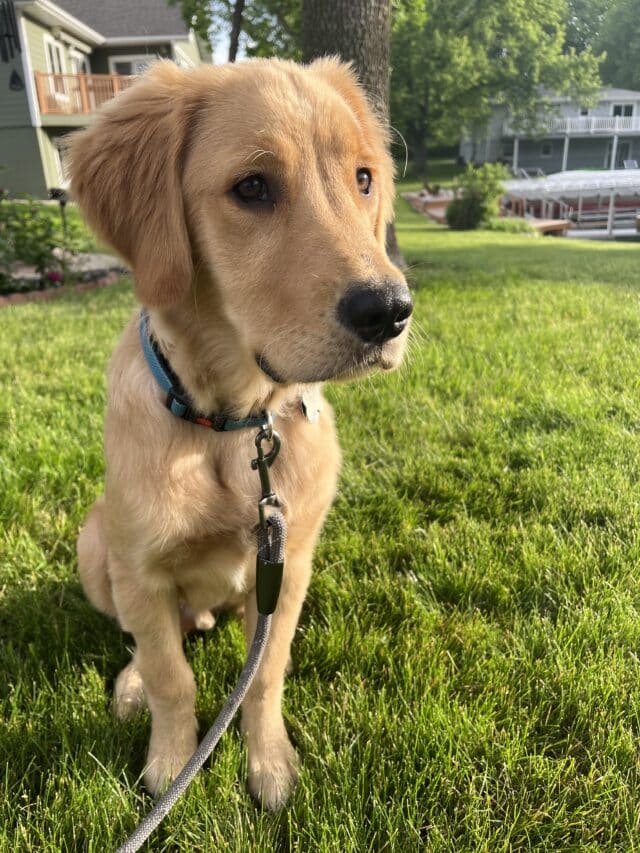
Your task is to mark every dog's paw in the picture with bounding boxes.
[144,728,198,798]
[247,734,299,811]
[180,604,216,634]
[113,662,147,720]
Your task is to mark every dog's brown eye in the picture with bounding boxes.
[357,168,372,196]
[233,174,270,204]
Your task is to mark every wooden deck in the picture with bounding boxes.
[402,191,572,235]
[526,217,572,236]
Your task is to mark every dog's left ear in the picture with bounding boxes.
[69,62,198,307]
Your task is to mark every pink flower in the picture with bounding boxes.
[46,271,64,282]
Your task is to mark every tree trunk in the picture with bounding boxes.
[228,0,246,63]
[302,0,390,119]
[413,93,430,186]
[301,0,405,270]
[413,131,427,186]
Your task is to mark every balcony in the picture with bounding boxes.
[503,115,640,137]
[34,71,136,121]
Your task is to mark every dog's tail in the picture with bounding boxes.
[77,497,117,618]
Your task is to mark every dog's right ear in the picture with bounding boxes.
[69,62,198,307]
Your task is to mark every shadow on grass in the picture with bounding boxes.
[0,577,258,799]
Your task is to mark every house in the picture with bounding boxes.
[460,89,640,175]
[0,0,210,197]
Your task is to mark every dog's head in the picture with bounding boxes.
[70,59,412,384]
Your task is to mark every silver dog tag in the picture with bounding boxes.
[301,389,322,424]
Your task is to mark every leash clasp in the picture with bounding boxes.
[251,418,282,528]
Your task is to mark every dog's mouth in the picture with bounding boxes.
[255,354,287,384]
[255,342,398,385]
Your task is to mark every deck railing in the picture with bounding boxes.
[34,71,136,116]
[503,115,640,137]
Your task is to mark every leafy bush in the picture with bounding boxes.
[2,197,60,276]
[445,194,485,230]
[485,216,537,235]
[446,163,510,230]
[0,196,97,294]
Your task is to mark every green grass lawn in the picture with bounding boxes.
[4,195,640,851]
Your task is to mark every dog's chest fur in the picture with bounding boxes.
[104,327,340,611]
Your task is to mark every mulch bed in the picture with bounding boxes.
[0,270,123,308]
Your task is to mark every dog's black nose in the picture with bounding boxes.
[338,282,413,344]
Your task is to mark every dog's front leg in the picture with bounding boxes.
[241,536,315,811]
[110,561,198,797]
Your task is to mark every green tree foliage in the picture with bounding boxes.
[167,0,214,45]
[597,0,640,89]
[242,0,301,58]
[210,0,301,60]
[391,0,602,179]
[565,0,613,51]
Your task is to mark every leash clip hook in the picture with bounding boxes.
[251,418,282,528]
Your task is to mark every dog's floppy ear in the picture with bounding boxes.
[308,57,395,247]
[69,62,197,307]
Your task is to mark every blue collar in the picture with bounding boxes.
[139,310,271,432]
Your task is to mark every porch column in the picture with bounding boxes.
[562,135,570,171]
[513,136,519,172]
[610,134,619,170]
[607,192,616,234]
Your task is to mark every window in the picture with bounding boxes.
[540,141,553,158]
[108,55,153,76]
[44,35,66,95]
[580,106,589,116]
[604,140,632,169]
[613,103,634,117]
[69,51,91,75]
[52,136,70,187]
[45,39,64,74]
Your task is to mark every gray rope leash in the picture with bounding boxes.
[116,612,272,853]
[115,420,286,852]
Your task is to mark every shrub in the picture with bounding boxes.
[0,195,98,293]
[446,163,510,230]
[485,216,537,235]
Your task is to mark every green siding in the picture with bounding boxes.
[0,52,31,128]
[38,128,62,190]
[40,112,92,128]
[0,127,47,196]
[23,15,51,74]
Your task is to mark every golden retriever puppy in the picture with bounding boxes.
[70,58,412,810]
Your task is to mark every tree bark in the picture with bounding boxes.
[301,0,405,269]
[413,94,430,186]
[302,0,390,119]
[228,0,246,63]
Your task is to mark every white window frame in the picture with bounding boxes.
[108,54,153,76]
[43,33,68,100]
[51,135,70,188]
[43,33,66,75]
[69,49,91,75]
[612,103,634,117]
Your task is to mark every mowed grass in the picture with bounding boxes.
[3,194,640,851]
